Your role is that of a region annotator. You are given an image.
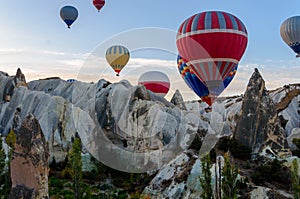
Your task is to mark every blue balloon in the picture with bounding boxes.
[66,79,76,83]
[60,6,78,28]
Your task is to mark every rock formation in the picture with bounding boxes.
[234,68,290,157]
[143,151,200,198]
[0,70,201,173]
[2,68,27,103]
[9,113,49,199]
[170,89,187,110]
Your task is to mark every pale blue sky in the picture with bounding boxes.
[0,1,300,100]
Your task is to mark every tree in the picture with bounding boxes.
[221,152,239,199]
[0,137,10,199]
[0,138,6,175]
[292,138,300,157]
[69,135,83,199]
[3,130,16,198]
[5,130,16,149]
[291,159,300,199]
[199,154,213,199]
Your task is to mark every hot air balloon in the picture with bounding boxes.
[60,6,78,29]
[67,79,76,83]
[177,55,238,106]
[93,0,105,12]
[280,16,300,57]
[106,45,130,76]
[176,11,247,104]
[138,71,170,97]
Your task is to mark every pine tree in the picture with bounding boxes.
[291,159,300,199]
[0,137,8,199]
[0,138,5,175]
[3,130,16,198]
[221,152,239,199]
[83,186,92,199]
[69,135,83,199]
[199,154,213,199]
[215,156,222,199]
[5,130,16,149]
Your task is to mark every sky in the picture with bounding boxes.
[0,1,300,101]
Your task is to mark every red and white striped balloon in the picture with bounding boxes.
[176,11,248,90]
[138,71,170,97]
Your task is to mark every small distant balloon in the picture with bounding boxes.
[138,71,170,97]
[66,79,76,83]
[105,45,130,76]
[60,6,79,29]
[93,0,105,12]
[280,16,300,57]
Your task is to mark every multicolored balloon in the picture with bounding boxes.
[138,71,170,97]
[280,16,300,57]
[176,11,247,95]
[106,45,130,76]
[177,55,238,106]
[93,0,105,12]
[60,6,79,29]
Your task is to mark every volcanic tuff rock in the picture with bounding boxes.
[234,68,290,157]
[0,69,204,171]
[143,151,201,199]
[9,113,49,199]
[0,68,299,197]
[170,89,187,110]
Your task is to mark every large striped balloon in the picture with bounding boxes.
[60,6,78,29]
[106,45,130,76]
[177,55,238,106]
[280,16,300,57]
[138,71,170,97]
[176,11,247,91]
[93,0,105,12]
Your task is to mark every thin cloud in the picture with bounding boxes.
[0,51,299,102]
[41,50,65,56]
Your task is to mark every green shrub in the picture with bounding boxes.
[49,176,64,189]
[251,159,291,186]
[217,137,251,160]
[292,138,300,158]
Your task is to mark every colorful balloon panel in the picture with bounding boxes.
[138,71,170,97]
[106,45,130,76]
[280,16,300,57]
[177,55,238,106]
[60,6,78,28]
[93,0,105,12]
[176,11,247,90]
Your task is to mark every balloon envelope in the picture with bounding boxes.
[280,16,300,57]
[138,71,170,97]
[67,79,76,83]
[60,6,78,28]
[93,0,105,12]
[177,55,238,106]
[106,45,130,76]
[176,11,247,92]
